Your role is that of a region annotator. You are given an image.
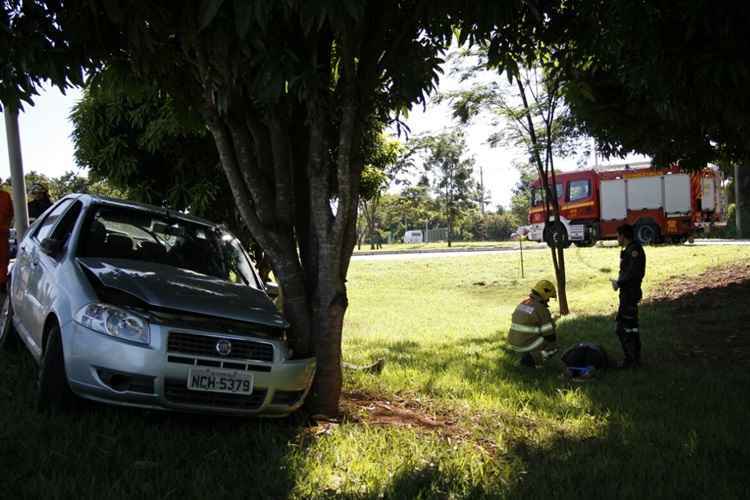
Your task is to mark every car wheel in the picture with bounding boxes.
[0,291,19,351]
[36,323,76,412]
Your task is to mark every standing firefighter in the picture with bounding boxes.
[508,280,559,367]
[611,224,646,368]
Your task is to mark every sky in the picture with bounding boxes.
[1,84,84,183]
[1,73,646,209]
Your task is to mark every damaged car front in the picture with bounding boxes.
[3,195,315,416]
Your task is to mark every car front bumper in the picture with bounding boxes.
[64,320,316,416]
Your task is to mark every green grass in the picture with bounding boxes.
[2,244,750,498]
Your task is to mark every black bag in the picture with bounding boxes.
[561,342,610,377]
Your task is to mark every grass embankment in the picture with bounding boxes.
[1,244,749,498]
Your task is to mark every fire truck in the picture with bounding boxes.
[523,162,722,247]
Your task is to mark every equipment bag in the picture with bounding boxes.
[561,342,610,379]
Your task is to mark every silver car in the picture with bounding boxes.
[0,195,315,416]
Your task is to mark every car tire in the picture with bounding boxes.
[36,324,77,412]
[0,291,19,351]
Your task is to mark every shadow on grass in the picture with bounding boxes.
[3,275,749,499]
[0,350,305,499]
[357,276,750,498]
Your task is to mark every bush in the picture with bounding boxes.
[464,213,519,241]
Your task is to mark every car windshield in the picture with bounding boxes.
[77,204,260,289]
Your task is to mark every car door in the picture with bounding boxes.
[11,226,37,344]
[22,199,77,350]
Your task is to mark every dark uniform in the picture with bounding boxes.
[615,240,646,366]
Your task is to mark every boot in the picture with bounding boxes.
[616,330,639,369]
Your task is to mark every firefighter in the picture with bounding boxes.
[507,279,559,367]
[0,189,13,294]
[610,224,646,368]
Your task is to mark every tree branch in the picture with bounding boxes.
[226,112,277,227]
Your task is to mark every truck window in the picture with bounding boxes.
[568,180,591,202]
[531,184,563,206]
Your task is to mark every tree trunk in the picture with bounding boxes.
[515,76,569,314]
[555,246,569,314]
[193,21,378,417]
[307,288,346,416]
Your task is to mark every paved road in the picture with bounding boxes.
[351,239,750,261]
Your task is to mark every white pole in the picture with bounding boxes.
[4,108,29,239]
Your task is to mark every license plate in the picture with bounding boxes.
[187,368,253,395]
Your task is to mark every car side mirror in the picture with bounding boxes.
[265,282,279,298]
[40,237,64,257]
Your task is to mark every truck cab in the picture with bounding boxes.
[527,170,599,247]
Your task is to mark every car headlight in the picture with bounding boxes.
[74,304,150,346]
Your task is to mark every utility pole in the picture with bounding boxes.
[4,107,29,239]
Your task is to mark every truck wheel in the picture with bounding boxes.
[36,324,77,412]
[543,221,572,249]
[635,224,660,245]
[0,291,19,351]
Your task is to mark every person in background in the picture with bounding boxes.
[0,190,13,294]
[27,183,53,220]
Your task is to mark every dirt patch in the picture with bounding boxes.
[645,263,750,365]
[340,390,461,434]
[333,390,540,448]
[647,262,750,304]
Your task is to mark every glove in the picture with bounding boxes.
[610,279,619,291]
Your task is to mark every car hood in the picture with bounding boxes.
[77,258,288,329]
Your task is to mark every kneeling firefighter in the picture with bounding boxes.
[507,280,559,367]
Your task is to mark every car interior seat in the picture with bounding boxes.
[138,240,167,263]
[103,234,136,260]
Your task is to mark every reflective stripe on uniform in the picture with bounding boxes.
[624,328,639,333]
[508,336,545,353]
[511,323,541,334]
[540,322,555,333]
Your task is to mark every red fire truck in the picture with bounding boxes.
[523,162,722,246]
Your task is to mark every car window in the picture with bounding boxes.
[77,204,261,289]
[568,180,591,202]
[50,201,83,245]
[34,200,73,242]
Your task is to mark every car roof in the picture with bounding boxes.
[65,193,220,228]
